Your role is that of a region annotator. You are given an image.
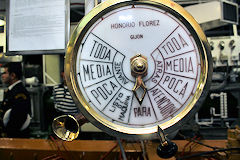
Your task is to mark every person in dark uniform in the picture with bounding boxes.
[0,63,31,138]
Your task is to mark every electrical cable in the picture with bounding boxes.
[41,154,59,160]
[180,135,197,156]
[60,139,79,160]
[42,135,65,160]
[189,137,202,152]
[99,141,118,160]
[119,147,123,160]
[178,132,222,150]
[178,132,232,159]
[50,136,62,154]
[177,148,240,160]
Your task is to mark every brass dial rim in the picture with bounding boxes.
[65,0,212,139]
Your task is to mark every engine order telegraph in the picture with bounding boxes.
[64,0,212,140]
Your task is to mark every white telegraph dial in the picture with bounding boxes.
[65,0,212,139]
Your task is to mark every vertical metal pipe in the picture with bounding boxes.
[117,138,127,160]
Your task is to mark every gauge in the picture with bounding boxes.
[65,0,212,139]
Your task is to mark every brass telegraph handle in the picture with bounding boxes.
[131,54,148,104]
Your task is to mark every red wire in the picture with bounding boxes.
[181,135,197,156]
[118,147,122,160]
[188,137,201,153]
[41,154,58,160]
[48,136,65,160]
[99,142,118,160]
[41,154,63,160]
[60,140,78,160]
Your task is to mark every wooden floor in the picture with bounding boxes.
[0,138,228,160]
